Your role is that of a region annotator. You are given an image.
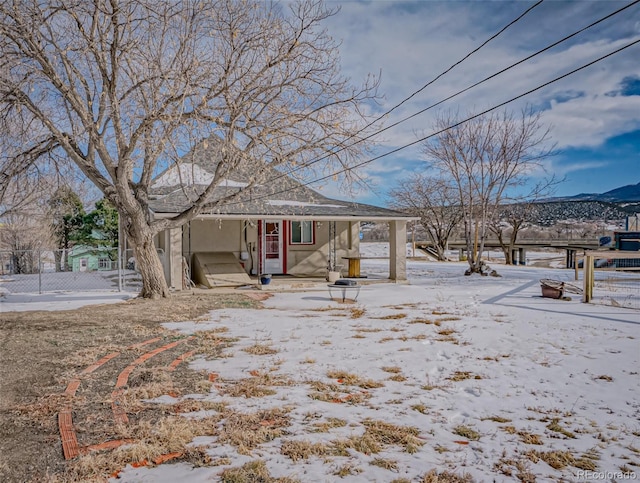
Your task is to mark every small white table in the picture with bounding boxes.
[327,283,361,302]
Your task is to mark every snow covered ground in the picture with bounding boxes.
[110,245,638,482]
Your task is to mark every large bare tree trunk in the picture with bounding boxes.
[130,229,169,299]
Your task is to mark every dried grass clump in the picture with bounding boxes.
[377,313,407,320]
[409,318,436,325]
[280,440,330,462]
[370,457,399,471]
[333,434,382,455]
[482,415,512,423]
[195,332,239,359]
[218,372,293,399]
[447,371,481,382]
[453,425,480,441]
[350,308,366,318]
[437,328,457,336]
[388,374,407,382]
[219,460,299,483]
[310,418,347,433]
[218,407,291,455]
[526,449,597,470]
[326,370,384,389]
[546,418,576,438]
[243,343,278,355]
[13,394,78,431]
[333,463,363,477]
[518,431,543,445]
[217,377,277,398]
[382,366,402,374]
[363,419,425,453]
[421,469,475,482]
[66,415,220,480]
[411,404,429,414]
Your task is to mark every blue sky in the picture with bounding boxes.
[313,0,640,205]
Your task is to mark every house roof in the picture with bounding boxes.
[149,138,413,221]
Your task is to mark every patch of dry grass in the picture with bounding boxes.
[447,371,482,382]
[243,343,279,355]
[310,418,347,433]
[408,318,439,325]
[350,307,366,318]
[333,463,363,477]
[594,374,613,381]
[326,370,384,389]
[370,457,399,471]
[218,407,291,455]
[453,425,480,441]
[381,366,402,374]
[219,460,299,483]
[376,313,408,320]
[280,440,331,462]
[526,449,598,470]
[546,418,576,438]
[362,419,425,453]
[411,404,429,414]
[388,374,407,382]
[421,469,475,482]
[65,415,221,480]
[518,431,543,445]
[482,415,512,423]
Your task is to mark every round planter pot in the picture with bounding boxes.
[260,275,272,285]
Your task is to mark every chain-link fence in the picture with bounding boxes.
[0,248,166,295]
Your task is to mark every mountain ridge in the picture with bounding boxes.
[546,181,640,203]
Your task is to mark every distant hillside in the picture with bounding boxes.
[548,181,640,203]
[528,200,634,226]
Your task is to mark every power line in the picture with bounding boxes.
[262,0,545,185]
[342,0,640,152]
[219,2,639,207]
[304,38,640,190]
[236,37,639,204]
[253,0,637,191]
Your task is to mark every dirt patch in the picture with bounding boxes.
[0,292,260,483]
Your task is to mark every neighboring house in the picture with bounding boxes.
[68,246,116,272]
[149,138,416,288]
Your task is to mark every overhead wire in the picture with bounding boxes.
[227,37,639,204]
[259,0,546,185]
[218,1,639,206]
[298,38,640,191]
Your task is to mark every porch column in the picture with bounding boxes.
[389,220,407,281]
[167,227,183,290]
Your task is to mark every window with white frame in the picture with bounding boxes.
[291,221,313,244]
[98,257,110,269]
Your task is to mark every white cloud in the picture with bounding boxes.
[320,1,640,201]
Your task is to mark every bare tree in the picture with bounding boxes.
[389,175,462,260]
[0,0,379,298]
[488,201,545,264]
[421,108,555,274]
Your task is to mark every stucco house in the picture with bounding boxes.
[149,140,415,289]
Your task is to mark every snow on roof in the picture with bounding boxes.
[266,200,345,208]
[152,164,250,189]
